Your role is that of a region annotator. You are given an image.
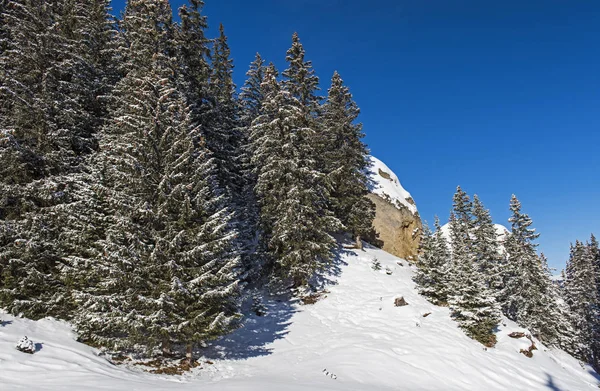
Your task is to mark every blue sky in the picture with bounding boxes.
[111,0,600,271]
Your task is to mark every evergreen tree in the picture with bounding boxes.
[564,240,599,365]
[414,217,451,305]
[251,44,340,288]
[322,71,375,247]
[177,0,210,107]
[74,0,240,355]
[206,23,243,199]
[500,195,557,343]
[447,187,500,346]
[471,195,503,293]
[0,0,111,318]
[236,53,267,278]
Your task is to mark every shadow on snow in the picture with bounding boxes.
[199,243,350,360]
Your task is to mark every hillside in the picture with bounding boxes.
[1,245,597,390]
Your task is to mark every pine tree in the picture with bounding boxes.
[447,187,500,346]
[74,0,240,355]
[177,0,210,106]
[251,41,340,288]
[564,239,599,364]
[236,53,267,278]
[206,24,243,199]
[471,195,503,294]
[322,71,375,247]
[540,253,576,351]
[414,217,451,305]
[0,0,111,318]
[500,195,557,343]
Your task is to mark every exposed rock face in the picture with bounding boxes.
[367,157,422,261]
[368,193,421,260]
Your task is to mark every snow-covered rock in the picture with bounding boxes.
[367,156,416,214]
[15,336,35,354]
[367,156,422,260]
[1,245,596,390]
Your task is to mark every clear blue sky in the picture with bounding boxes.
[111,0,600,271]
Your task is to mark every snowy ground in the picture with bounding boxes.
[1,245,597,390]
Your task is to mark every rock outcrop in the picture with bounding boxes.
[367,156,421,261]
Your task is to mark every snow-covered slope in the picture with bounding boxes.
[1,245,597,390]
[367,156,417,214]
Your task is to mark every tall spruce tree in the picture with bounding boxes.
[251,39,340,288]
[73,0,240,355]
[414,217,451,305]
[0,0,110,318]
[236,53,267,278]
[322,71,375,248]
[206,24,243,199]
[471,195,503,294]
[564,239,599,365]
[447,187,500,346]
[500,195,557,343]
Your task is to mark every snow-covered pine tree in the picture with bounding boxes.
[74,0,241,355]
[564,239,599,365]
[321,71,375,248]
[236,53,267,278]
[414,217,451,305]
[500,195,557,343]
[248,62,279,273]
[539,252,577,351]
[447,187,500,346]
[177,0,210,106]
[252,42,340,288]
[590,234,600,370]
[206,24,243,199]
[0,0,110,318]
[471,195,503,295]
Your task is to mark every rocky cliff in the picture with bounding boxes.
[367,156,422,261]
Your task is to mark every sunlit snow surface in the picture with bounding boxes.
[1,245,597,390]
[367,156,417,214]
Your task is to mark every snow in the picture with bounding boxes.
[1,245,597,390]
[441,223,509,243]
[367,156,417,214]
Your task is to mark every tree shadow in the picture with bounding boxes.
[587,368,600,382]
[35,343,43,353]
[0,320,13,327]
[310,245,351,291]
[199,292,297,360]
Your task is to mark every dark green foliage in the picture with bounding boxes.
[322,72,375,243]
[0,0,113,318]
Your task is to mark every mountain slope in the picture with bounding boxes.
[1,245,597,390]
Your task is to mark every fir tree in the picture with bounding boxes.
[471,195,503,294]
[251,44,340,288]
[564,240,599,364]
[322,71,375,248]
[206,23,243,199]
[500,195,557,343]
[236,53,267,278]
[414,217,451,305]
[0,0,111,318]
[74,0,241,355]
[447,187,500,346]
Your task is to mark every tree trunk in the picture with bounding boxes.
[185,343,193,365]
[161,339,171,357]
[355,235,363,250]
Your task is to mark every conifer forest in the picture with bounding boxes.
[0,0,599,384]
